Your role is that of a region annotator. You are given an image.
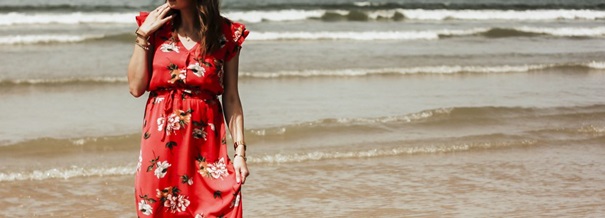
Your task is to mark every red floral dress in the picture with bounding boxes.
[133,12,249,218]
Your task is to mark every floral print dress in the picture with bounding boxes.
[134,12,249,218]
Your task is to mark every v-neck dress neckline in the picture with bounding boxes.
[177,35,199,52]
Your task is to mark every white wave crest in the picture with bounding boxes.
[0,34,104,45]
[223,9,605,23]
[386,9,605,21]
[577,125,605,134]
[0,77,127,85]
[0,166,134,182]
[1,9,604,26]
[249,140,537,164]
[249,29,480,41]
[0,12,137,25]
[2,26,603,46]
[353,1,373,7]
[240,62,605,78]
[248,27,605,41]
[514,26,605,37]
[0,140,537,181]
[224,10,324,23]
[587,61,605,69]
[333,108,454,124]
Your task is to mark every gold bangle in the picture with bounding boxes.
[135,42,149,51]
[135,38,149,50]
[135,28,149,40]
[234,153,247,161]
[234,141,247,151]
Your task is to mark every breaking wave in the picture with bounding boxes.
[239,62,605,78]
[0,139,538,181]
[2,9,605,26]
[3,26,603,46]
[1,62,603,87]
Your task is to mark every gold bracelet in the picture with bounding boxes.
[234,141,247,151]
[135,42,149,50]
[135,38,149,51]
[234,153,247,161]
[135,28,149,40]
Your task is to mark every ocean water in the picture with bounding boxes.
[1,0,605,217]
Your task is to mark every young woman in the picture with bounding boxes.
[127,0,249,217]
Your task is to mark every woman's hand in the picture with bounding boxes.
[233,156,249,184]
[138,3,174,37]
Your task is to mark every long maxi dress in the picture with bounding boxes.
[133,12,249,218]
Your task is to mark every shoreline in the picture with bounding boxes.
[1,142,604,217]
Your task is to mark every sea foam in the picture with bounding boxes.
[0,34,104,45]
[1,26,603,45]
[1,9,604,26]
[0,12,137,25]
[0,139,537,181]
[239,62,605,78]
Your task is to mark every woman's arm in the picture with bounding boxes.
[127,3,174,97]
[222,50,250,184]
[127,37,151,97]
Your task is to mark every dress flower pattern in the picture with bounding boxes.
[134,11,248,218]
[207,157,229,179]
[154,161,171,179]
[160,42,180,53]
[139,199,153,215]
[188,62,206,77]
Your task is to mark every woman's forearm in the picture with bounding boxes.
[128,5,174,98]
[127,37,151,98]
[223,93,245,143]
[222,52,246,155]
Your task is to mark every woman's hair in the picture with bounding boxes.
[173,0,223,57]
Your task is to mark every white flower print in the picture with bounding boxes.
[209,123,215,131]
[160,42,179,53]
[157,117,165,132]
[233,26,244,43]
[187,62,205,77]
[207,157,229,179]
[164,194,190,213]
[195,213,205,218]
[178,69,186,80]
[166,113,181,133]
[187,178,193,185]
[154,161,171,179]
[136,151,142,172]
[138,199,153,216]
[154,97,165,104]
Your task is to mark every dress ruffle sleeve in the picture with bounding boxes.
[225,21,249,62]
[135,12,149,27]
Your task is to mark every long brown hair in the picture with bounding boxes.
[173,0,223,57]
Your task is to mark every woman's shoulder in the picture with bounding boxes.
[220,16,249,43]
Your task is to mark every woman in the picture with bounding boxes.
[127,0,249,217]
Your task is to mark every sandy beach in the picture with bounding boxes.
[2,136,604,217]
[1,0,605,217]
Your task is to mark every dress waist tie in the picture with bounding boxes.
[151,88,218,141]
